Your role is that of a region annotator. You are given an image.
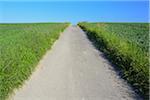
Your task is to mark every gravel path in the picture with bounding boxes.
[13,26,141,100]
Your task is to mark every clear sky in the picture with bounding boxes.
[0,0,149,24]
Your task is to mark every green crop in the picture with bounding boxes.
[103,23,149,52]
[0,23,69,100]
[78,22,149,99]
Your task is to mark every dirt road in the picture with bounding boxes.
[13,26,140,100]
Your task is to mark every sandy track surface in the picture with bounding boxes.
[13,26,141,100]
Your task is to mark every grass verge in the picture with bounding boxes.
[0,23,69,100]
[78,22,149,99]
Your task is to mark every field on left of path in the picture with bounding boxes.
[0,23,69,100]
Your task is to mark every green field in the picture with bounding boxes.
[0,23,69,100]
[78,22,149,99]
[103,23,149,52]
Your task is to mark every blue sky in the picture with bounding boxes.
[0,1,149,24]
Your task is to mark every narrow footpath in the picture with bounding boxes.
[13,26,141,100]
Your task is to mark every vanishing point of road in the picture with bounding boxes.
[13,26,141,100]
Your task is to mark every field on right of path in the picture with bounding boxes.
[78,22,149,99]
